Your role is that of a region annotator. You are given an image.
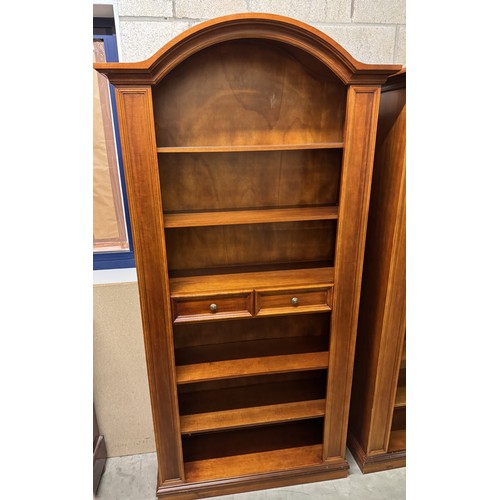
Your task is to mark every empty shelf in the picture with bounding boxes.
[170,267,334,296]
[176,352,329,385]
[164,206,339,228]
[157,142,344,153]
[184,444,324,482]
[180,399,326,434]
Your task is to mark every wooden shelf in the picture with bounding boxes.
[96,15,403,497]
[394,386,406,408]
[388,429,406,452]
[184,444,324,482]
[157,142,344,153]
[175,336,329,365]
[170,266,334,296]
[180,399,325,434]
[169,261,334,279]
[164,206,339,228]
[176,352,329,385]
[178,371,327,415]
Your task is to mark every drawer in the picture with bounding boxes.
[255,286,333,317]
[171,292,253,324]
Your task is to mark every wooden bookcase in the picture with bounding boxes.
[347,71,406,473]
[95,14,401,499]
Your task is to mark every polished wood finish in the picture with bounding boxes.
[182,419,324,461]
[180,399,325,434]
[175,336,329,365]
[171,291,253,324]
[159,465,348,500]
[173,283,333,323]
[177,371,328,415]
[323,85,381,461]
[164,206,339,228]
[173,314,330,350]
[157,142,343,153]
[394,386,406,408]
[159,149,341,213]
[255,286,332,316]
[347,71,406,473]
[394,385,406,408]
[170,267,333,295]
[347,432,405,474]
[152,40,346,147]
[166,221,336,273]
[113,87,184,483]
[181,379,325,409]
[185,444,325,481]
[93,13,401,86]
[95,13,401,498]
[176,352,329,384]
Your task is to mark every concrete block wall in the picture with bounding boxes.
[116,0,406,65]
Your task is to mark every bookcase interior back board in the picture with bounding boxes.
[94,13,401,499]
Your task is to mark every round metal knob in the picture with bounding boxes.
[291,297,299,306]
[209,303,217,312]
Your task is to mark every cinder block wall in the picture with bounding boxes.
[94,0,405,458]
[117,0,405,64]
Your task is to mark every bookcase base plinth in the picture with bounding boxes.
[348,434,406,474]
[157,457,349,500]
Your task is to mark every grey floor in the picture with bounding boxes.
[95,450,405,500]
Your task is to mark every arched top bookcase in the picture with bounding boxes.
[94,13,400,85]
[94,14,403,499]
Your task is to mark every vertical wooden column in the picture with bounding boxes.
[323,85,381,460]
[369,171,405,453]
[114,87,184,484]
[350,79,407,458]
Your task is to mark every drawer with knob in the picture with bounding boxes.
[171,291,254,324]
[254,286,333,317]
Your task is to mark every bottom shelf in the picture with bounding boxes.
[185,444,324,482]
[182,418,323,460]
[159,419,349,498]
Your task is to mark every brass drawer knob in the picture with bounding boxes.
[291,297,299,306]
[210,303,217,312]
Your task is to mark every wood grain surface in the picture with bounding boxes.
[159,149,341,213]
[180,399,326,434]
[176,352,329,384]
[323,85,381,461]
[170,267,334,296]
[153,40,346,147]
[94,13,403,497]
[164,207,339,228]
[347,72,406,471]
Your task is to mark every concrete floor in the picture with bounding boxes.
[95,450,406,500]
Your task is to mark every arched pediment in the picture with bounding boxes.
[94,13,401,86]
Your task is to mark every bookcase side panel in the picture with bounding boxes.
[115,87,184,483]
[323,86,381,460]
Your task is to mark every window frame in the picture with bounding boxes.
[93,32,135,270]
